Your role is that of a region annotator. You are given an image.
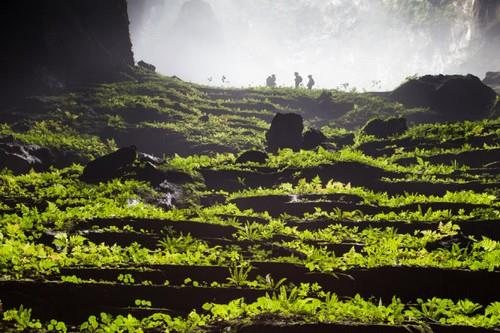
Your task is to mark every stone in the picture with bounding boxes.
[81,146,137,183]
[302,129,326,150]
[266,113,304,152]
[236,150,269,164]
[0,147,43,175]
[391,74,497,119]
[361,117,408,139]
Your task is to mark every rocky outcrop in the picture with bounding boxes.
[0,0,134,99]
[391,74,497,119]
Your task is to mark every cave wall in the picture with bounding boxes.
[0,0,134,99]
[470,0,500,71]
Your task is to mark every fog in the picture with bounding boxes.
[129,0,494,90]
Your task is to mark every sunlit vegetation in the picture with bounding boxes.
[0,69,499,332]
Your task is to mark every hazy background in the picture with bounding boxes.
[129,0,499,90]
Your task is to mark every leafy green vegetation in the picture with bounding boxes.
[0,69,499,332]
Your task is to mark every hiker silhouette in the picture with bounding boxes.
[294,72,303,88]
[266,74,277,88]
[307,75,315,90]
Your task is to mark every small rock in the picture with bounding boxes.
[236,150,269,164]
[302,128,326,150]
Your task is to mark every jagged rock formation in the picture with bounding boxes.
[0,0,134,100]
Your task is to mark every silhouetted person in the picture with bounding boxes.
[266,74,277,88]
[294,72,303,88]
[307,75,315,90]
[222,75,227,84]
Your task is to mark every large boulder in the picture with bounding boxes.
[302,129,326,150]
[391,74,497,119]
[266,113,304,152]
[81,146,137,183]
[361,117,408,139]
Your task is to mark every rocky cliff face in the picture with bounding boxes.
[0,0,134,100]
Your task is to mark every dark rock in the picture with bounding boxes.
[361,117,408,138]
[331,133,355,148]
[391,74,497,119]
[391,78,436,108]
[483,71,500,85]
[137,60,156,72]
[302,129,326,150]
[236,150,269,164]
[266,113,304,152]
[0,150,30,174]
[31,147,56,167]
[81,146,137,183]
[0,147,43,175]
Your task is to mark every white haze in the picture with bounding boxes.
[129,0,490,91]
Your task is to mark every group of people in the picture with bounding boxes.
[266,72,315,89]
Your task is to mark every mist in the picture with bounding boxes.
[129,0,497,91]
